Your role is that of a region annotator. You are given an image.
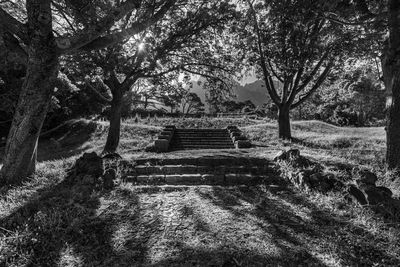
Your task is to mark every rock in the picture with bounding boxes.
[81,175,96,185]
[296,170,312,190]
[287,149,300,159]
[356,170,377,186]
[309,172,322,184]
[71,185,93,203]
[326,176,344,190]
[291,156,313,168]
[362,186,389,205]
[103,169,117,189]
[274,150,287,161]
[347,185,367,205]
[376,186,393,197]
[75,152,104,178]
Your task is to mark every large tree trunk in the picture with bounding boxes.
[278,104,291,140]
[0,0,58,184]
[103,89,124,154]
[383,0,400,169]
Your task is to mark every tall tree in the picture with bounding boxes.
[237,0,371,139]
[382,0,400,169]
[0,0,176,184]
[71,1,236,153]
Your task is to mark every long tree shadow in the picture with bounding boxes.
[1,177,399,266]
[0,178,145,266]
[196,184,400,266]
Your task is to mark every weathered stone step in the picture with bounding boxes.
[171,146,235,150]
[173,138,232,141]
[129,165,267,176]
[172,141,233,144]
[174,135,229,137]
[124,173,275,185]
[174,135,230,138]
[172,135,231,139]
[130,157,271,167]
[175,129,228,132]
[174,134,230,136]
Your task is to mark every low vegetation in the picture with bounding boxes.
[0,118,399,266]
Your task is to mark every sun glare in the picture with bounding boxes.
[138,42,145,51]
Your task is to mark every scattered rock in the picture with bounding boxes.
[66,152,104,187]
[103,169,117,189]
[356,170,377,186]
[325,175,344,190]
[376,186,393,197]
[287,149,300,159]
[81,174,97,185]
[75,152,104,178]
[362,186,389,205]
[347,185,367,206]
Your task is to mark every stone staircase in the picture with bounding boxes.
[154,126,251,152]
[170,128,234,151]
[123,156,277,186]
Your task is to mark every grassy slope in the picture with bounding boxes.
[0,118,399,266]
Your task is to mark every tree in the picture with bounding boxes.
[236,0,372,139]
[315,1,400,168]
[70,0,236,153]
[180,92,204,115]
[0,0,176,184]
[382,0,400,169]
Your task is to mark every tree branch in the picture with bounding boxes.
[296,49,330,93]
[0,7,28,44]
[291,61,333,109]
[246,0,281,105]
[57,0,176,54]
[85,79,112,104]
[181,66,230,89]
[266,57,283,83]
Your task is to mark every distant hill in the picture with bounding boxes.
[190,79,272,108]
[233,80,271,107]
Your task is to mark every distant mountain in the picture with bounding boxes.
[233,80,271,107]
[190,79,272,108]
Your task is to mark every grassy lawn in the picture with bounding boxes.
[1,118,399,266]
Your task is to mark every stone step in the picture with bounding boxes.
[172,135,231,140]
[174,133,230,136]
[129,165,267,176]
[174,134,230,138]
[174,134,229,137]
[171,145,235,150]
[171,141,233,144]
[124,173,276,185]
[171,144,234,147]
[174,129,228,132]
[131,157,271,166]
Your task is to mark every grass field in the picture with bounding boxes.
[0,118,399,266]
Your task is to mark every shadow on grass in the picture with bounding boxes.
[196,185,400,266]
[1,179,399,266]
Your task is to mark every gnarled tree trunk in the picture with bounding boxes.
[383,0,400,170]
[103,88,124,154]
[0,0,58,184]
[278,104,291,140]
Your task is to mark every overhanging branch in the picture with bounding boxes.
[57,0,176,54]
[0,7,28,44]
[291,61,333,109]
